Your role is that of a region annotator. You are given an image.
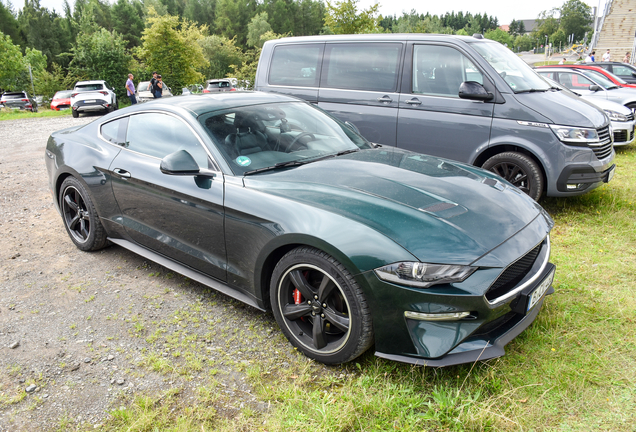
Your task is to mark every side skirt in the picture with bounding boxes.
[108,237,265,312]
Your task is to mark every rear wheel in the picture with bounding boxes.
[482,152,544,201]
[72,109,79,118]
[59,177,108,251]
[270,247,373,364]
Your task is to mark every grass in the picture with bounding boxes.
[90,145,636,431]
[0,106,71,120]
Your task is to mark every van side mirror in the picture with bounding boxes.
[589,85,601,92]
[458,81,494,101]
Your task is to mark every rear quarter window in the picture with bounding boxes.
[269,44,323,87]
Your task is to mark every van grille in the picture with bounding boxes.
[590,126,613,160]
[485,242,543,302]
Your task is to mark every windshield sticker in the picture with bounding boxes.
[236,156,251,166]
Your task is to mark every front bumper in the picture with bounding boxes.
[611,120,635,146]
[360,226,555,367]
[556,163,616,193]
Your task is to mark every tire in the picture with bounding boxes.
[114,99,119,110]
[482,152,544,201]
[59,177,108,251]
[270,247,374,364]
[72,109,79,118]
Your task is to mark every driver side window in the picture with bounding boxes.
[412,45,484,97]
[125,113,210,168]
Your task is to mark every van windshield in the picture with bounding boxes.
[469,41,551,93]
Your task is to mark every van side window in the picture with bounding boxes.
[322,43,401,92]
[412,45,484,97]
[269,44,323,87]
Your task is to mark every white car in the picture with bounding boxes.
[136,81,173,103]
[71,80,118,118]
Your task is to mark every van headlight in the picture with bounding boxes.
[604,110,629,122]
[374,262,476,288]
[549,125,599,143]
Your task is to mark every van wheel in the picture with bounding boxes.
[482,152,543,201]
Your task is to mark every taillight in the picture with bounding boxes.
[202,89,209,93]
[230,88,236,92]
[99,91,108,96]
[71,93,78,98]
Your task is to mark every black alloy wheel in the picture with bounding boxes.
[59,177,108,251]
[482,151,544,201]
[270,247,373,364]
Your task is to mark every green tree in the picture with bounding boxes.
[199,35,245,79]
[559,0,592,42]
[0,31,24,91]
[324,0,381,34]
[68,24,132,99]
[485,28,512,46]
[247,11,273,47]
[550,28,567,48]
[0,1,23,46]
[137,10,208,91]
[112,0,144,49]
[34,62,67,99]
[513,34,534,52]
[183,0,216,29]
[214,0,257,48]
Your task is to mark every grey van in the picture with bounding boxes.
[254,34,616,200]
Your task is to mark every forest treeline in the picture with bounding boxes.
[0,0,591,101]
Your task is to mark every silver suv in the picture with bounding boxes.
[71,80,118,118]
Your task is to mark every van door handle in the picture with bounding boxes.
[113,168,131,178]
[405,98,422,105]
[376,95,392,103]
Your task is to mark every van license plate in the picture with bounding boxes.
[607,166,615,183]
[528,268,555,312]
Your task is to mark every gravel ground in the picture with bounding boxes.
[0,115,325,430]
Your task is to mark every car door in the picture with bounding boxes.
[318,42,404,145]
[396,43,494,162]
[555,71,607,100]
[109,111,227,281]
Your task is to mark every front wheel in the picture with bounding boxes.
[270,247,374,364]
[59,177,108,251]
[482,152,544,201]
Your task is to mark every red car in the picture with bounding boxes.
[539,64,636,89]
[50,90,72,110]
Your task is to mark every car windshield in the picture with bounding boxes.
[198,102,371,175]
[137,81,151,92]
[469,41,551,93]
[580,70,620,89]
[207,81,231,89]
[54,90,73,99]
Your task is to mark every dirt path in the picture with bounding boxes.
[0,115,311,430]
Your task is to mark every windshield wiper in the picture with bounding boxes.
[335,148,360,156]
[515,88,548,93]
[243,159,309,176]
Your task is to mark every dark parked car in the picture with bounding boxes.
[203,79,236,93]
[0,91,38,112]
[594,62,636,84]
[50,90,72,111]
[45,92,555,366]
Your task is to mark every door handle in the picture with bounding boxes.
[113,168,131,178]
[405,98,422,105]
[376,95,392,103]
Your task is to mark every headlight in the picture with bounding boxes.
[604,110,629,122]
[549,124,599,144]
[374,262,476,288]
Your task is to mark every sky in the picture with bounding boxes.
[29,0,604,27]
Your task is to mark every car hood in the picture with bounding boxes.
[243,148,548,264]
[581,95,632,114]
[513,90,607,127]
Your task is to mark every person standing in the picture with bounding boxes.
[148,71,158,98]
[155,75,164,98]
[602,49,611,61]
[623,52,631,63]
[126,73,137,105]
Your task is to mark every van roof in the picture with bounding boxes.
[264,33,494,45]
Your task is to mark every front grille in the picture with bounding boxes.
[485,242,542,302]
[590,125,613,160]
[614,130,628,143]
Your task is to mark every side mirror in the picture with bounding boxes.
[589,84,601,92]
[458,81,494,101]
[161,150,216,178]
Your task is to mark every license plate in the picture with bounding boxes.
[607,166,615,183]
[528,268,555,312]
[84,100,96,103]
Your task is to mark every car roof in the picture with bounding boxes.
[75,80,107,85]
[116,91,302,117]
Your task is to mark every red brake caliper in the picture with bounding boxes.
[293,271,309,321]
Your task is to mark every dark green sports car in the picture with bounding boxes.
[45,92,555,366]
